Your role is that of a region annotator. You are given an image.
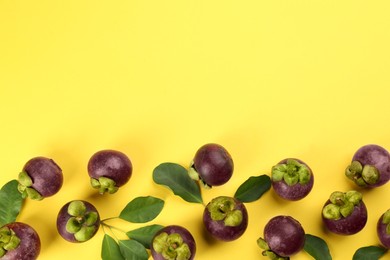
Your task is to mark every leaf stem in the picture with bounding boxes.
[101,219,128,235]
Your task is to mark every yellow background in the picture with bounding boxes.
[1,1,390,259]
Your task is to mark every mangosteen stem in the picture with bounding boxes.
[271,159,311,186]
[345,161,380,187]
[188,162,200,181]
[257,238,288,260]
[65,201,99,242]
[188,161,212,189]
[381,210,390,235]
[323,191,362,220]
[90,177,119,194]
[152,232,191,260]
[0,227,21,257]
[207,197,242,227]
[17,171,43,200]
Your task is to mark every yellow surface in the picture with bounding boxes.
[1,1,390,259]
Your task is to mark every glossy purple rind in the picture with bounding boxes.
[193,143,233,186]
[264,215,305,257]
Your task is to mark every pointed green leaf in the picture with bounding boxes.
[353,246,387,260]
[101,234,124,260]
[304,234,332,260]
[119,196,164,223]
[153,163,203,204]
[119,240,148,260]
[0,180,24,226]
[126,224,164,249]
[234,175,271,203]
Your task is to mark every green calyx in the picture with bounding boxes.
[66,201,99,242]
[0,227,21,257]
[322,190,362,220]
[381,209,390,235]
[153,232,191,260]
[17,171,43,200]
[90,177,119,194]
[188,161,212,189]
[345,161,380,187]
[257,238,288,260]
[271,159,311,186]
[207,196,243,227]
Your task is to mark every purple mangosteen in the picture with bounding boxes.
[88,149,132,194]
[271,158,314,201]
[17,156,63,200]
[322,190,367,235]
[345,144,390,188]
[189,143,233,188]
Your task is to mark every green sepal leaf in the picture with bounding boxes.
[65,217,82,234]
[153,163,203,204]
[118,240,148,260]
[304,234,332,260]
[353,246,387,260]
[119,196,164,223]
[234,175,271,203]
[0,180,24,226]
[126,224,164,249]
[101,234,124,260]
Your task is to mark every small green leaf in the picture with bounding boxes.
[119,240,148,260]
[234,175,271,203]
[0,180,24,226]
[304,234,332,260]
[119,196,164,223]
[101,234,124,260]
[126,224,164,249]
[353,246,387,260]
[153,163,203,204]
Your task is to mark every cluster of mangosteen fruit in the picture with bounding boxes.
[1,143,390,259]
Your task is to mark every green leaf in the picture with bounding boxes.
[0,180,24,226]
[234,175,271,203]
[304,234,332,260]
[353,246,387,260]
[119,240,149,260]
[126,224,164,249]
[153,163,203,204]
[119,196,164,223]
[101,234,124,260]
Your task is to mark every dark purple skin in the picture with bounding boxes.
[192,143,233,186]
[88,149,132,187]
[271,158,314,201]
[263,215,305,257]
[322,200,367,235]
[23,156,63,197]
[56,200,100,243]
[0,222,41,260]
[349,144,390,187]
[203,197,248,241]
[151,225,196,260]
[377,211,390,248]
